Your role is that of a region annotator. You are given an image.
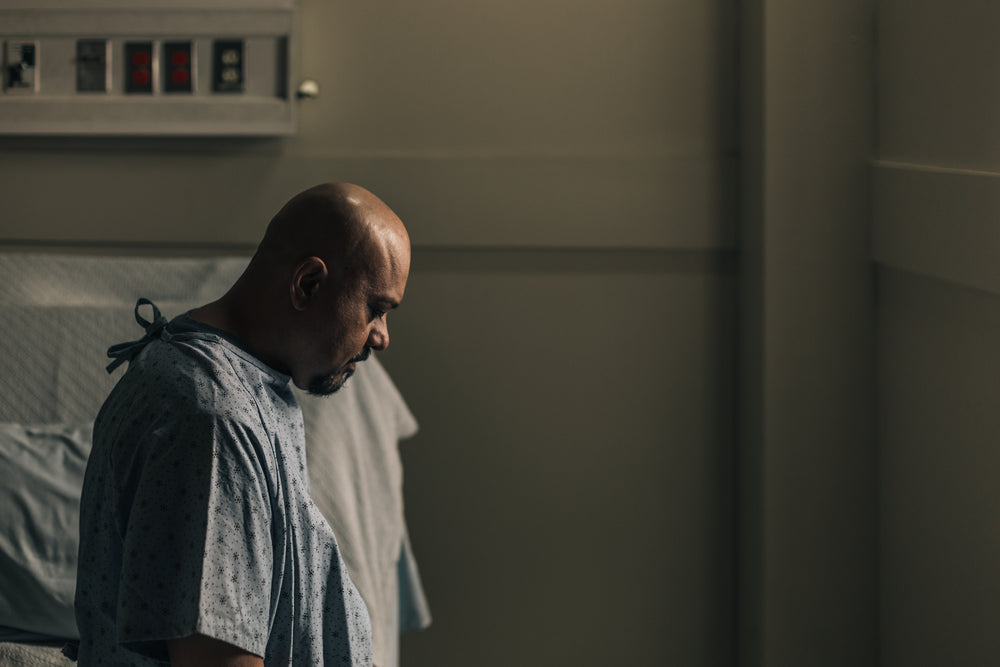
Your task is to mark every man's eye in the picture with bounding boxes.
[369,306,386,320]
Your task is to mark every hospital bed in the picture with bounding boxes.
[0,253,430,666]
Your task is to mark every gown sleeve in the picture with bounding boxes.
[113,412,276,661]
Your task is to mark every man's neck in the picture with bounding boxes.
[189,296,288,374]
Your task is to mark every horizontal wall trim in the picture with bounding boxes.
[0,153,735,251]
[0,242,735,274]
[405,247,735,274]
[873,161,1000,295]
[0,240,256,257]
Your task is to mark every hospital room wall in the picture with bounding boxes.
[874,2,1000,665]
[0,2,738,666]
[737,2,877,666]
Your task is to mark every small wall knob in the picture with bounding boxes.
[296,79,320,99]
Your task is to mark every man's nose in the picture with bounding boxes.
[368,320,389,351]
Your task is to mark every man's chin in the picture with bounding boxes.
[305,368,354,397]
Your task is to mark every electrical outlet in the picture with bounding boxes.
[125,41,154,94]
[76,39,109,93]
[4,40,38,93]
[163,41,193,93]
[212,39,244,93]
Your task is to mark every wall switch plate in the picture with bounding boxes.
[76,39,109,93]
[4,40,38,93]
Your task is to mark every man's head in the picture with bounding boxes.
[239,182,410,395]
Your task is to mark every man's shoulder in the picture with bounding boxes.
[95,338,289,469]
[104,335,258,419]
[132,335,232,388]
[112,333,296,425]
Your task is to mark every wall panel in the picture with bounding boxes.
[0,153,734,249]
[0,1,738,665]
[381,249,735,667]
[878,268,1000,667]
[876,2,1000,666]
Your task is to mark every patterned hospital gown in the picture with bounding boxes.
[74,310,372,666]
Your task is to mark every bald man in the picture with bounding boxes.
[74,184,410,667]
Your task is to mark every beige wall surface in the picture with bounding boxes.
[0,1,738,666]
[739,2,876,666]
[878,268,1000,667]
[384,250,735,666]
[0,0,736,250]
[876,1,1000,665]
[877,0,1000,170]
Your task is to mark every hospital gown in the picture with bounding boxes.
[74,306,372,665]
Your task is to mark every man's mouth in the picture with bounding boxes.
[350,347,372,364]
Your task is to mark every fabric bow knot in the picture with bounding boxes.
[106,298,173,373]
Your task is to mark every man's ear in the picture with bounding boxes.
[290,256,328,311]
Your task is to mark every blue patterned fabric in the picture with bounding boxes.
[75,307,372,665]
[104,299,171,373]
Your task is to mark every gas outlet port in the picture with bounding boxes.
[4,40,38,93]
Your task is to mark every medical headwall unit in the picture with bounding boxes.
[0,0,296,135]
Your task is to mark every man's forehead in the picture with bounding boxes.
[353,251,406,297]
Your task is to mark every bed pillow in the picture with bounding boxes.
[0,423,91,640]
